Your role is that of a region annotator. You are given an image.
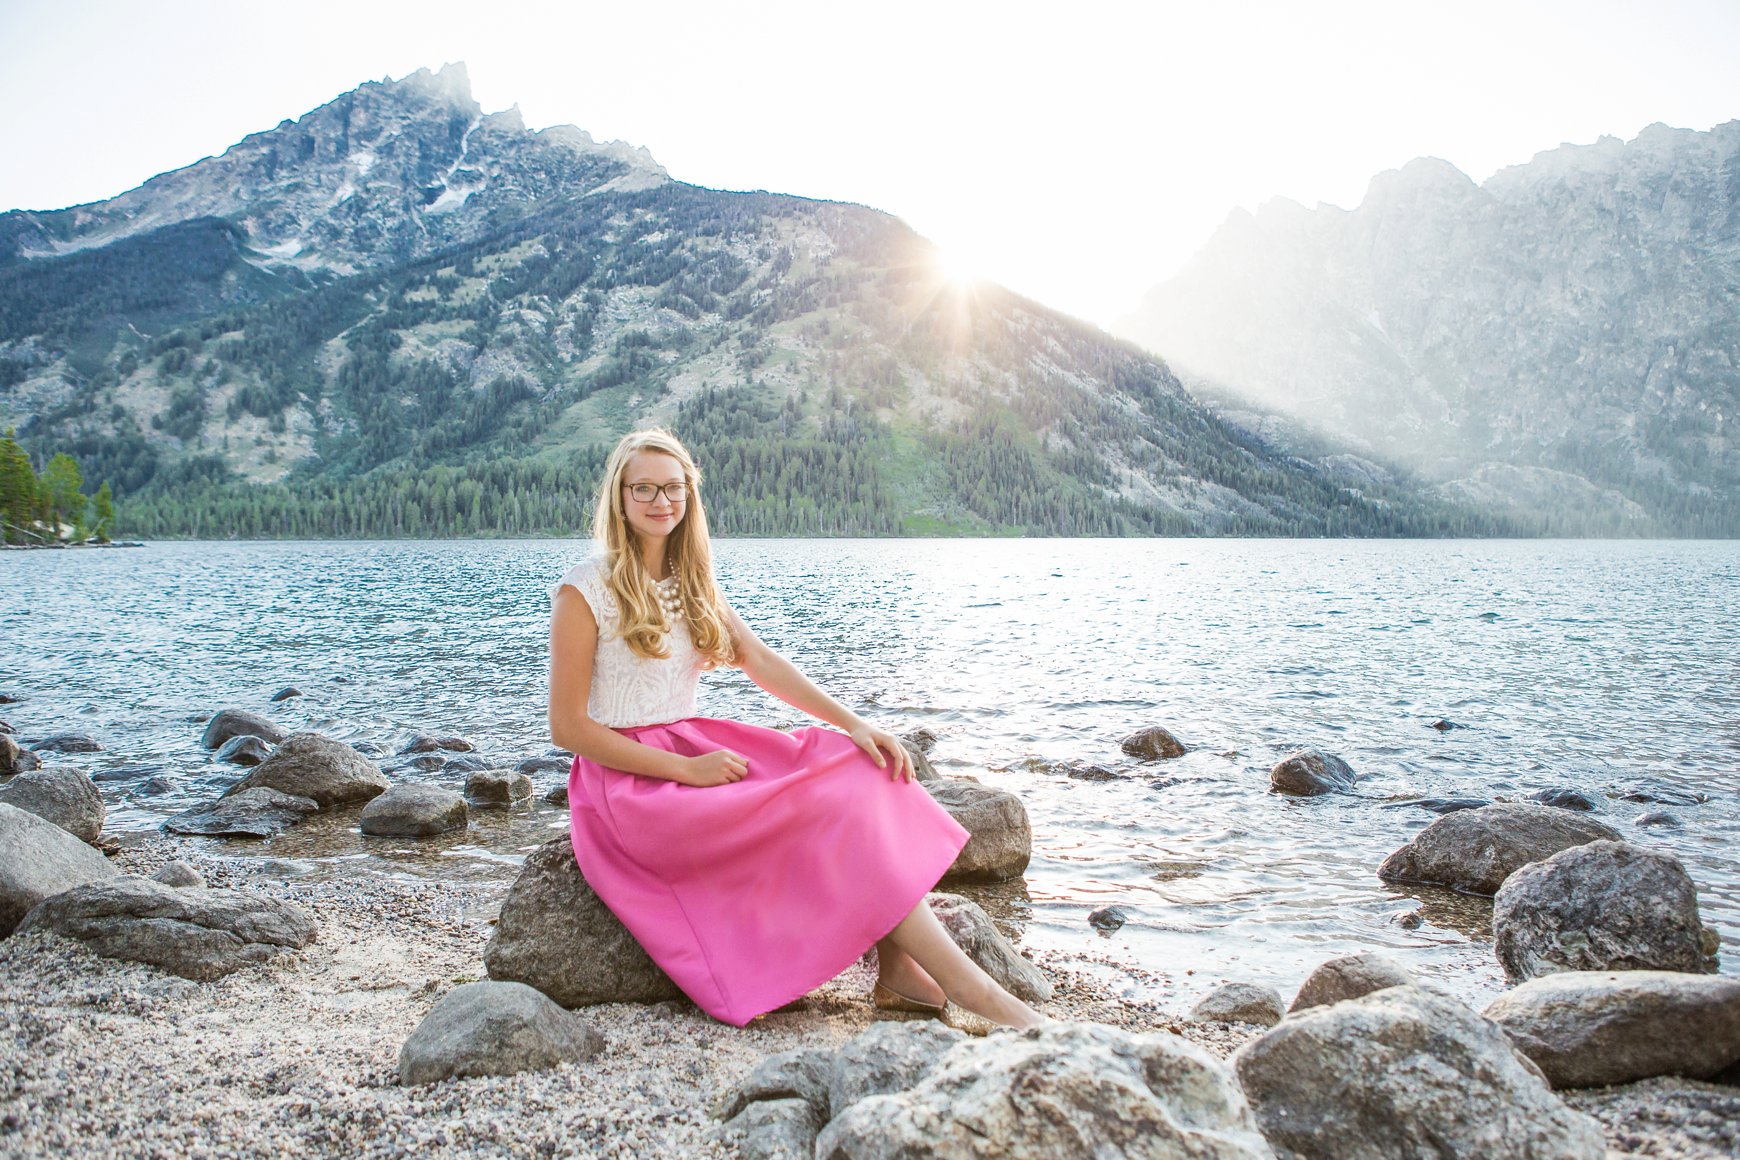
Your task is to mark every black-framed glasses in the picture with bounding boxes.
[624,482,689,503]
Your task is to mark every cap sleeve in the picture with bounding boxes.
[550,551,618,632]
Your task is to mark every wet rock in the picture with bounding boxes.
[1190,982,1287,1027]
[1269,749,1357,796]
[899,740,937,782]
[1234,985,1604,1160]
[818,1021,1270,1159]
[162,787,320,838]
[1428,718,1462,731]
[899,727,939,755]
[360,785,468,837]
[441,754,494,774]
[718,1046,835,1123]
[1530,787,1602,812]
[0,693,16,704]
[150,860,206,889]
[1088,906,1129,932]
[484,837,682,1007]
[827,1021,968,1120]
[200,709,286,749]
[544,785,569,807]
[17,874,316,980]
[466,768,533,808]
[1119,725,1189,760]
[223,733,387,809]
[398,733,474,755]
[28,733,102,754]
[1636,811,1680,828]
[214,734,272,766]
[1065,761,1123,781]
[1616,780,1707,807]
[395,753,447,773]
[923,777,1030,883]
[516,755,572,775]
[1381,797,1489,815]
[1377,803,1622,896]
[0,719,12,733]
[1493,840,1718,983]
[1289,952,1417,1013]
[350,740,387,756]
[269,686,303,702]
[0,802,118,936]
[397,980,603,1086]
[1,734,42,775]
[91,763,156,782]
[924,892,1052,1003]
[721,1098,822,1160]
[1484,970,1740,1088]
[137,776,177,797]
[0,766,106,844]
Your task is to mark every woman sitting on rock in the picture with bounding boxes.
[548,428,1045,1030]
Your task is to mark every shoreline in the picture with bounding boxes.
[0,834,1734,1158]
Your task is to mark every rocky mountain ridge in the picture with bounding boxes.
[1116,121,1740,534]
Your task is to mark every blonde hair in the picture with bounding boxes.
[591,428,736,667]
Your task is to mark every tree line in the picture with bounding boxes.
[0,433,114,544]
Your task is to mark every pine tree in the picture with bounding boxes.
[91,481,115,542]
[40,453,86,540]
[0,431,36,544]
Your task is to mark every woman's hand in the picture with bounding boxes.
[681,748,749,787]
[849,721,915,782]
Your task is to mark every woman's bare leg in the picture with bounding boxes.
[879,902,1046,1029]
[873,936,946,1006]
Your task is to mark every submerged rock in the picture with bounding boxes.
[1234,986,1604,1160]
[29,733,102,754]
[222,733,387,809]
[1290,952,1417,1013]
[923,777,1031,883]
[398,733,474,755]
[0,802,118,936]
[817,1021,1271,1159]
[1120,725,1189,761]
[1377,803,1622,896]
[398,980,603,1086]
[200,709,285,749]
[1483,970,1740,1088]
[0,766,106,844]
[1190,982,1287,1027]
[1530,787,1602,812]
[1616,780,1707,807]
[516,755,572,775]
[214,734,272,766]
[163,787,320,838]
[1088,906,1129,932]
[269,686,303,702]
[17,874,316,980]
[1493,840,1718,982]
[1269,749,1357,796]
[0,734,40,775]
[360,784,468,837]
[484,837,682,1007]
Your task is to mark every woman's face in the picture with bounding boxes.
[620,450,689,542]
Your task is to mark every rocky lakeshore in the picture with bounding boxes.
[2,711,1738,1157]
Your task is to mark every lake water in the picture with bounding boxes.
[4,537,1737,1010]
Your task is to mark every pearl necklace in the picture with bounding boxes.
[656,574,683,623]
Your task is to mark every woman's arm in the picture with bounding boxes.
[549,587,746,787]
[723,603,914,781]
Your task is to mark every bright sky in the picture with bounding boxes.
[3,0,1737,326]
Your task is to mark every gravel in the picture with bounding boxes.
[0,837,1727,1158]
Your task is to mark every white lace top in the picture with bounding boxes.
[552,549,707,728]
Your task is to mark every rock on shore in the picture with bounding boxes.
[1377,803,1622,895]
[163,787,320,838]
[1493,840,1718,982]
[920,893,1052,1004]
[0,802,117,935]
[398,980,603,1086]
[1484,971,1740,1088]
[1288,952,1416,1013]
[223,733,388,808]
[0,766,106,844]
[923,777,1031,883]
[360,784,469,837]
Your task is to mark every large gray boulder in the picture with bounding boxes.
[817,1021,1273,1159]
[923,777,1031,883]
[16,874,316,979]
[163,787,320,838]
[483,836,682,1006]
[718,1046,836,1123]
[1269,749,1357,796]
[1377,803,1622,896]
[0,802,118,936]
[924,892,1052,1004]
[1289,952,1417,1013]
[397,980,603,1086]
[0,733,42,775]
[200,709,286,749]
[222,733,387,809]
[360,784,468,837]
[1493,840,1718,982]
[1483,970,1740,1088]
[1233,985,1604,1159]
[0,766,106,844]
[1189,982,1287,1027]
[828,1021,968,1121]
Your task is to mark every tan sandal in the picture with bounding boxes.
[873,981,946,1016]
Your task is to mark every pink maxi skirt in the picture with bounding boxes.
[567,716,970,1026]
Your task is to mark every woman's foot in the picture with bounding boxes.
[874,945,947,1013]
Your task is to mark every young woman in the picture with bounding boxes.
[548,428,1045,1029]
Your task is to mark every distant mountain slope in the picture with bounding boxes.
[0,66,1504,538]
[1116,122,1740,535]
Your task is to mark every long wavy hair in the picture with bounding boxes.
[591,428,735,667]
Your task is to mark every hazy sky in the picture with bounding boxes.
[3,0,1737,325]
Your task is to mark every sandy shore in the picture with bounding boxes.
[1,837,1735,1159]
